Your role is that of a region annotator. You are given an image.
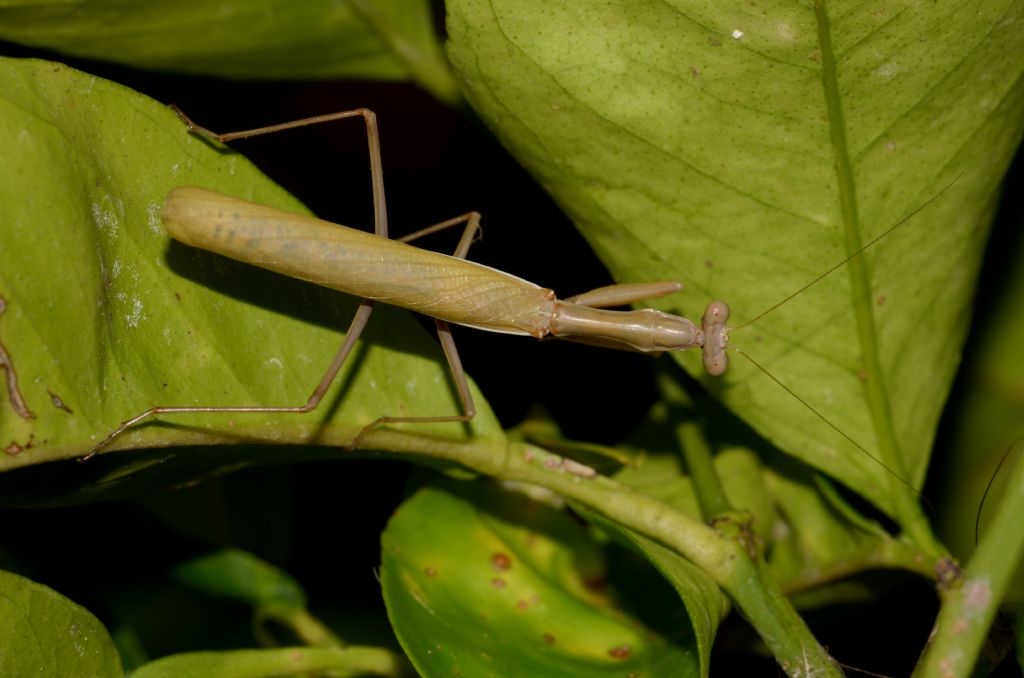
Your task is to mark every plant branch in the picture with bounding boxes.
[914,441,1024,677]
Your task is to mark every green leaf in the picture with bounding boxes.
[0,0,459,104]
[613,435,931,596]
[171,548,306,609]
[0,569,122,677]
[381,482,700,677]
[763,463,933,592]
[570,500,726,678]
[130,646,409,678]
[445,0,1024,520]
[0,57,502,496]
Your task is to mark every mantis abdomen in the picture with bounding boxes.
[164,186,556,337]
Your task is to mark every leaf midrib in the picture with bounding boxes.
[813,0,942,553]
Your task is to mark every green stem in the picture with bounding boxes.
[259,605,344,648]
[676,420,733,519]
[812,0,943,557]
[914,441,1024,677]
[130,646,414,678]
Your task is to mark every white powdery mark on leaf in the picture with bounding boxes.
[111,258,122,279]
[90,201,119,234]
[731,29,745,40]
[147,202,163,234]
[126,297,145,328]
[876,61,901,80]
[263,357,284,379]
[67,622,86,657]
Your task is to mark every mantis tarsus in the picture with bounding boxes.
[87,106,947,491]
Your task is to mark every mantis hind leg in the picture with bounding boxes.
[351,211,484,448]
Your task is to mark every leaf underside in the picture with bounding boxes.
[0,0,460,103]
[445,0,1024,515]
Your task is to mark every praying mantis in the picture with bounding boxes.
[87,105,950,498]
[88,107,730,457]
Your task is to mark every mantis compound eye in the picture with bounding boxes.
[701,300,730,376]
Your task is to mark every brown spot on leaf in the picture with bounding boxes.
[491,552,512,571]
[608,645,632,659]
[0,295,34,420]
[48,390,73,414]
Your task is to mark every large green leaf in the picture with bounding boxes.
[0,0,459,104]
[381,482,701,677]
[0,57,501,496]
[0,569,123,677]
[445,0,1024,518]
